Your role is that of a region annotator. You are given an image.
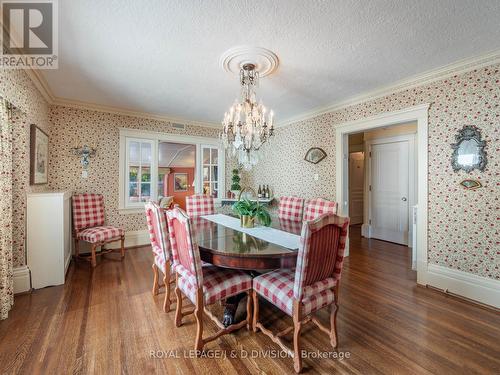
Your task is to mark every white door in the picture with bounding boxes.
[348,152,364,225]
[369,140,409,245]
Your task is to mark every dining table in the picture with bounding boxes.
[189,213,303,326]
[191,214,303,271]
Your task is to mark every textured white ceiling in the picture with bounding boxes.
[158,142,195,168]
[42,0,500,124]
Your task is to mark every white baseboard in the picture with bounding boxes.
[108,229,149,249]
[13,265,31,294]
[422,264,500,308]
[361,223,371,238]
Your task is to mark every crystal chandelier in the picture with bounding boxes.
[220,63,274,170]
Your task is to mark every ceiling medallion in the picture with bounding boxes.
[220,46,279,78]
[220,47,278,170]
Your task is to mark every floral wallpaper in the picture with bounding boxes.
[0,70,51,268]
[1,63,498,284]
[48,106,227,232]
[248,64,500,280]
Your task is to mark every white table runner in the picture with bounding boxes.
[201,214,301,250]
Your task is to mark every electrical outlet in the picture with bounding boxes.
[313,173,319,181]
[81,170,88,179]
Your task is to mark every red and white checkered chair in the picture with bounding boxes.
[166,207,252,352]
[72,193,125,267]
[252,213,349,373]
[278,196,305,221]
[303,198,338,221]
[145,201,174,312]
[278,218,303,235]
[185,194,215,217]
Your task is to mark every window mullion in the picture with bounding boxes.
[138,142,142,201]
[151,139,158,202]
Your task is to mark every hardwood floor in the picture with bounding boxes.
[1,226,499,374]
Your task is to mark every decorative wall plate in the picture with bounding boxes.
[304,147,327,164]
[460,179,482,190]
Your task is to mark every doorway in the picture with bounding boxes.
[366,132,416,246]
[336,104,429,284]
[348,151,364,225]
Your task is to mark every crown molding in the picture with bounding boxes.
[25,68,55,104]
[25,69,220,129]
[25,48,500,131]
[51,97,221,129]
[276,48,500,128]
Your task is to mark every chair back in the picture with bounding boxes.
[278,196,305,221]
[159,196,174,209]
[166,207,203,287]
[186,194,215,217]
[303,198,338,221]
[144,201,171,262]
[278,218,303,235]
[72,193,105,232]
[293,213,349,300]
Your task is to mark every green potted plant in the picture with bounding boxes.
[230,169,241,197]
[232,199,272,228]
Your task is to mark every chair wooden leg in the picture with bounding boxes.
[293,300,303,373]
[194,288,204,352]
[246,290,252,331]
[163,261,171,313]
[175,275,183,327]
[74,238,80,257]
[152,264,159,296]
[120,235,125,259]
[330,302,339,349]
[252,290,259,333]
[91,244,97,267]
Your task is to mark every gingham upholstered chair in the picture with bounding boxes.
[303,198,338,221]
[278,196,305,221]
[252,213,350,373]
[72,193,125,267]
[278,219,303,235]
[166,207,252,352]
[145,201,174,312]
[185,194,215,217]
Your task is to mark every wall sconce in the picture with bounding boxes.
[71,145,97,177]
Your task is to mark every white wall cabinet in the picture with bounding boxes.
[27,191,72,289]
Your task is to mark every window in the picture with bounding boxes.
[119,130,225,210]
[126,139,156,204]
[202,146,219,198]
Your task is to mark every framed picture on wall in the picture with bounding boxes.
[30,124,49,185]
[174,173,188,192]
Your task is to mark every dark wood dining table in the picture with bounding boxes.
[191,216,302,271]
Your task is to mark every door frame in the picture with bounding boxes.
[335,104,429,285]
[364,133,416,246]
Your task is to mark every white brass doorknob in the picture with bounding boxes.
[401,197,407,201]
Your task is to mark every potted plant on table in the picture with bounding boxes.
[232,199,272,228]
[230,169,241,198]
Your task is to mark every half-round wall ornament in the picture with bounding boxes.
[304,147,327,164]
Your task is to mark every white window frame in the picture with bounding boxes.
[119,128,225,213]
[124,137,157,208]
[200,144,221,198]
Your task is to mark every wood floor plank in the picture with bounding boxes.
[0,226,498,374]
